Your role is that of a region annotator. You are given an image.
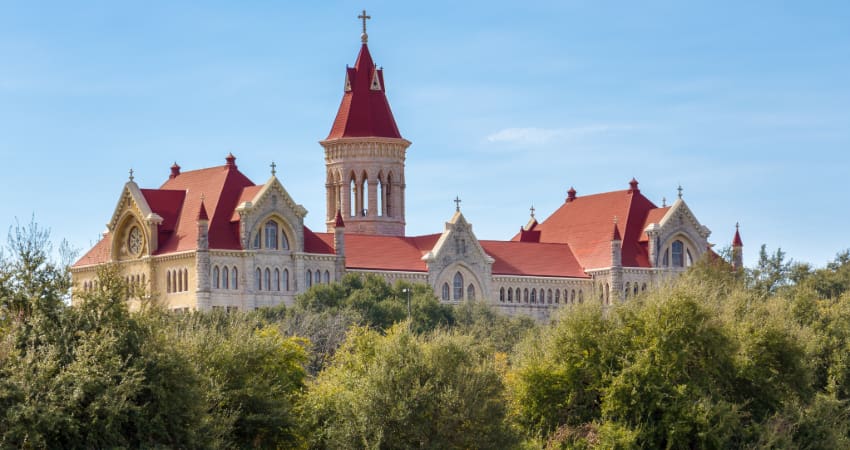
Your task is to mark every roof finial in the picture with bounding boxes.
[736,222,740,230]
[530,204,535,219]
[662,196,667,207]
[270,161,276,176]
[358,9,371,43]
[128,168,134,182]
[677,184,683,199]
[454,196,462,212]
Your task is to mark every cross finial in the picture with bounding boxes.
[270,161,276,176]
[358,9,371,43]
[129,168,134,182]
[529,205,535,219]
[736,221,740,230]
[662,196,667,207]
[677,184,683,199]
[454,196,462,212]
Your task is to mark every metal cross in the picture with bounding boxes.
[677,184,683,199]
[454,196,462,212]
[270,161,276,176]
[129,168,134,182]
[529,205,535,218]
[358,9,371,42]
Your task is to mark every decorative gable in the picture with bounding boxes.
[235,176,308,252]
[107,181,164,260]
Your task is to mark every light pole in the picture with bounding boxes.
[402,288,411,321]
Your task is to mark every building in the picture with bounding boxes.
[71,15,742,320]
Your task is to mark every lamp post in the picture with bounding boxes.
[402,288,411,321]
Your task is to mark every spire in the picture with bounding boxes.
[197,198,209,222]
[612,217,622,242]
[325,16,403,140]
[334,209,346,228]
[733,222,743,247]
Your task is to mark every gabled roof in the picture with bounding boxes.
[481,240,588,278]
[313,232,440,272]
[155,160,255,253]
[74,232,112,267]
[326,44,403,140]
[514,183,660,269]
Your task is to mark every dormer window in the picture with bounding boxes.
[253,219,291,251]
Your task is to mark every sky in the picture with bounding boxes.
[1,1,849,268]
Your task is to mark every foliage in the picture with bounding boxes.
[301,323,520,449]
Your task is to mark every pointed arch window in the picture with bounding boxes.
[274,269,280,291]
[467,284,475,300]
[306,271,313,288]
[232,267,238,290]
[256,268,262,291]
[167,271,172,293]
[453,272,464,300]
[523,289,529,303]
[213,266,220,289]
[223,267,229,289]
[284,269,290,291]
[499,287,505,302]
[265,221,279,249]
[253,231,261,249]
[530,289,536,303]
[281,231,290,250]
[507,288,513,302]
[442,283,450,301]
[315,270,321,285]
[672,240,684,267]
[324,271,330,284]
[264,268,271,291]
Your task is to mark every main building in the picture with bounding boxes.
[71,15,743,320]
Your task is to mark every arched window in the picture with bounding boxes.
[442,283,450,301]
[377,178,383,217]
[641,283,647,292]
[634,284,639,296]
[183,269,189,292]
[579,290,584,303]
[604,283,610,305]
[686,249,693,267]
[232,267,238,290]
[547,289,553,304]
[253,231,261,249]
[672,240,684,267]
[467,284,475,300]
[178,270,184,293]
[281,232,290,250]
[663,248,670,267]
[386,173,393,217]
[166,271,172,293]
[274,269,280,291]
[324,270,330,284]
[624,282,630,299]
[349,178,357,217]
[453,272,464,300]
[515,288,521,303]
[256,268,262,291]
[284,268,290,291]
[223,267,229,289]
[530,289,536,303]
[507,288,513,302]
[499,287,505,302]
[265,221,279,249]
[555,289,561,304]
[306,270,313,288]
[213,266,220,289]
[523,288,529,303]
[264,268,271,291]
[315,270,322,285]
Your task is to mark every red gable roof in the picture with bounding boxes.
[74,232,112,267]
[515,186,660,269]
[481,240,588,278]
[326,44,403,140]
[313,232,440,272]
[155,160,255,253]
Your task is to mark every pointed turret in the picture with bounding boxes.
[320,12,411,236]
[611,219,622,268]
[732,223,744,269]
[326,43,402,140]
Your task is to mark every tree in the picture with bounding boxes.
[301,323,519,449]
[750,244,793,297]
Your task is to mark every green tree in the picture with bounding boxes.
[302,323,518,449]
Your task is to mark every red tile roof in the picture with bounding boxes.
[640,207,671,242]
[326,44,402,140]
[304,227,335,255]
[481,240,588,278]
[515,185,661,269]
[312,232,440,272]
[74,232,112,267]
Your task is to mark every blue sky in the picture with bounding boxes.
[1,1,848,268]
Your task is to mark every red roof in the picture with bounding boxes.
[326,44,403,140]
[514,185,661,269]
[75,232,112,267]
[733,227,744,247]
[481,240,588,278]
[313,232,440,272]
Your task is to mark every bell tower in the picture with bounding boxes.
[320,11,410,236]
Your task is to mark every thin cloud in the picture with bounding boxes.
[486,124,639,145]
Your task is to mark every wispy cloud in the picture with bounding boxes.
[485,124,639,145]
